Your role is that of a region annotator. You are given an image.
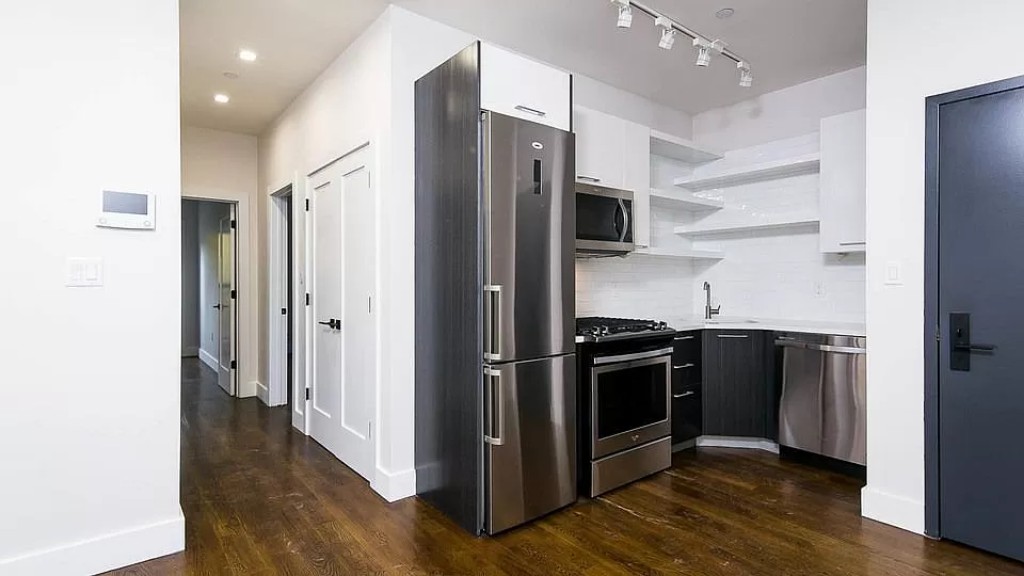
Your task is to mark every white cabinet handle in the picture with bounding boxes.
[514,104,547,117]
[577,175,601,183]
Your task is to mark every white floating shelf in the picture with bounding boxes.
[633,246,725,260]
[673,217,820,237]
[650,130,723,164]
[649,189,724,211]
[673,153,821,191]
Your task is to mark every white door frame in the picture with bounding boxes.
[268,176,310,432]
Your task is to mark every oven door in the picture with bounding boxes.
[591,348,672,459]
[576,185,634,255]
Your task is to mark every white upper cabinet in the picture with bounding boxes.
[574,107,625,187]
[622,119,651,248]
[480,43,571,131]
[819,109,866,253]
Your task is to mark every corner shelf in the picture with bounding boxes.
[650,130,723,164]
[649,189,724,211]
[673,216,820,237]
[673,153,821,191]
[633,246,725,260]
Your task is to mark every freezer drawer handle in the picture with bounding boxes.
[593,347,673,366]
[484,285,502,361]
[774,339,866,354]
[483,368,504,446]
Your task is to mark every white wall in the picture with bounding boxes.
[198,201,231,368]
[182,200,200,356]
[694,66,866,151]
[182,126,260,396]
[0,0,184,573]
[681,69,867,323]
[862,0,1024,534]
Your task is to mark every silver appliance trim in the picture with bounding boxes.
[589,436,672,497]
[575,183,633,201]
[590,354,672,459]
[775,339,866,355]
[592,347,673,366]
[575,238,635,254]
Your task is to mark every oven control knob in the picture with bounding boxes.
[599,326,610,336]
[657,321,668,330]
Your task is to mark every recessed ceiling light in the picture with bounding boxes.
[223,71,239,80]
[715,7,735,19]
[238,49,257,62]
[214,93,230,104]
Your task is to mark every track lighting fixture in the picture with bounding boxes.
[656,17,676,50]
[609,1,752,83]
[693,38,711,67]
[611,0,633,28]
[738,61,753,87]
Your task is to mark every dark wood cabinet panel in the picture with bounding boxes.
[672,331,702,392]
[672,390,702,444]
[703,330,767,438]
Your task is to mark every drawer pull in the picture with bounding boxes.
[674,335,695,341]
[673,363,695,369]
[514,104,547,117]
[717,334,749,339]
[673,391,696,399]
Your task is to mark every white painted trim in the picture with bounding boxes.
[861,485,925,535]
[372,466,416,502]
[696,436,780,453]
[0,510,184,575]
[181,346,199,358]
[267,185,291,408]
[255,380,270,405]
[198,348,218,371]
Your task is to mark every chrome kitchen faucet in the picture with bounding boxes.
[703,281,721,320]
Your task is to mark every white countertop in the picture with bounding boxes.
[664,316,865,337]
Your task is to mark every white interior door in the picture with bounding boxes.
[308,146,375,480]
[217,210,237,395]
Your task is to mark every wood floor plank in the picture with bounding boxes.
[103,360,1024,576]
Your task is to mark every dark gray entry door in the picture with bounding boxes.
[937,86,1024,562]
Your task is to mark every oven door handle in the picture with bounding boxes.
[593,347,673,366]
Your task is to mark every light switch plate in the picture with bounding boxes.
[66,257,104,287]
[884,261,903,286]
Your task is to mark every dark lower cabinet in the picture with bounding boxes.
[703,330,767,438]
[671,331,703,444]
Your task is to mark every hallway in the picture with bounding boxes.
[106,360,1024,575]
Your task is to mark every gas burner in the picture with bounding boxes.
[576,317,672,342]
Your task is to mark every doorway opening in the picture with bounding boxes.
[181,198,238,396]
[269,183,308,430]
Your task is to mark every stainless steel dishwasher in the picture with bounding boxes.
[776,333,866,465]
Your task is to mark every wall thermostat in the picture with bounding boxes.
[98,190,155,230]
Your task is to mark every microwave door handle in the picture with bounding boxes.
[613,200,626,241]
[619,199,630,242]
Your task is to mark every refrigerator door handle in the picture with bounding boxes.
[484,285,502,361]
[484,367,504,446]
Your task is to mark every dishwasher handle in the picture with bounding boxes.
[774,339,866,355]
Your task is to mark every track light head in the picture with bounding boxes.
[737,61,753,87]
[655,16,675,50]
[611,0,633,28]
[693,38,712,67]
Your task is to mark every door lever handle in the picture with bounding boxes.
[953,343,995,352]
[318,319,340,330]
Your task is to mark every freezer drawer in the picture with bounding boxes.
[777,334,866,465]
[484,355,577,534]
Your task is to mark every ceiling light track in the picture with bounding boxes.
[611,0,752,86]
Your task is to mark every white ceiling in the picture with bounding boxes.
[180,0,866,135]
[180,0,389,134]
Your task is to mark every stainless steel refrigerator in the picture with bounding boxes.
[414,43,576,535]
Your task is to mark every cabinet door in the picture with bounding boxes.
[573,106,625,187]
[623,119,651,247]
[480,43,571,131]
[820,109,866,253]
[703,331,766,437]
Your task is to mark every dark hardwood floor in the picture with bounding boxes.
[107,359,1024,575]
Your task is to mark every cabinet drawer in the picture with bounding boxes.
[672,366,701,393]
[673,331,702,364]
[480,43,571,131]
[672,390,703,444]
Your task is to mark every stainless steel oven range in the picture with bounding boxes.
[576,317,675,497]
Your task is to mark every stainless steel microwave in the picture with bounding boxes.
[575,184,634,256]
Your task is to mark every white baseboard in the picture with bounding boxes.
[198,348,218,371]
[697,436,780,454]
[181,345,199,358]
[861,485,925,535]
[255,380,270,405]
[0,510,184,575]
[372,466,416,502]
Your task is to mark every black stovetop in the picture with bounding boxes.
[576,316,674,342]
